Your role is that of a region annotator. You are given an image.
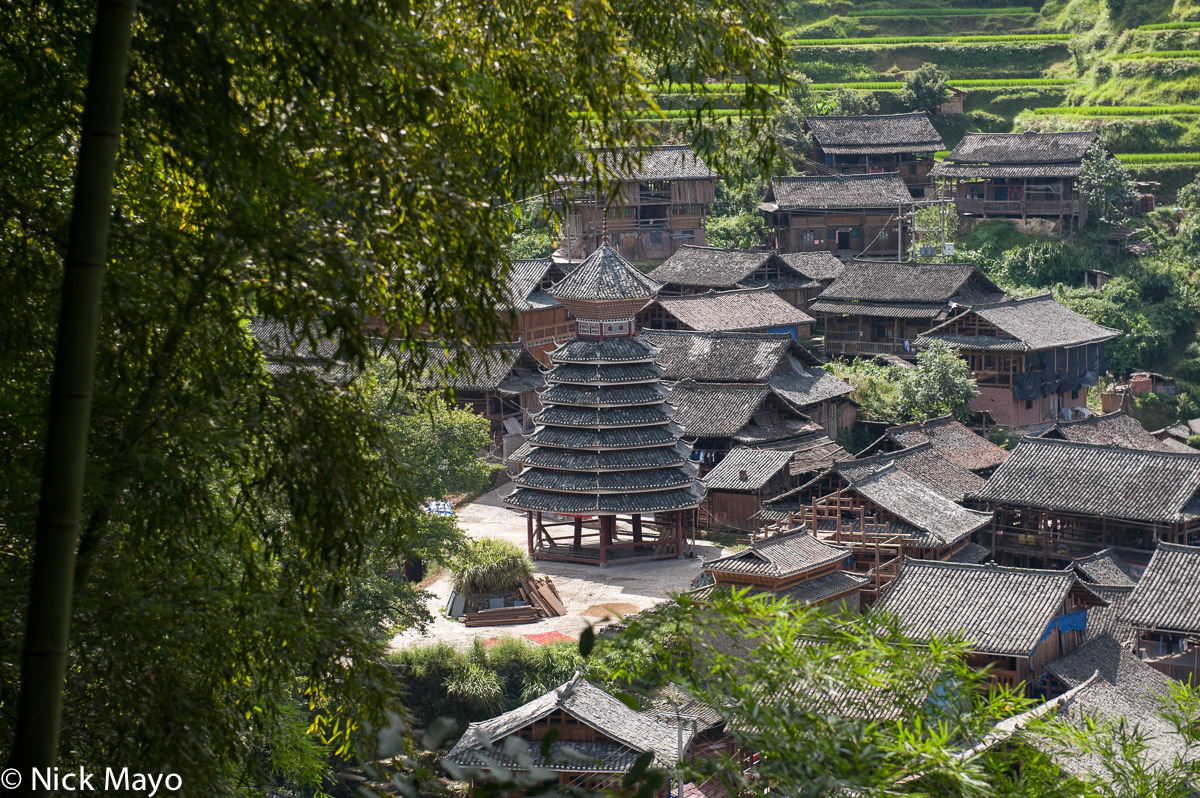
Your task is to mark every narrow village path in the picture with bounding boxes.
[388,485,725,651]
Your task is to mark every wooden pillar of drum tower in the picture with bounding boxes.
[675,511,684,558]
[573,516,583,548]
[526,510,534,555]
[599,515,612,567]
[632,514,643,543]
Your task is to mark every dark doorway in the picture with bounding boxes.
[836,230,851,250]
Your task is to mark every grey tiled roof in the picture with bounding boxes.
[876,560,1084,656]
[551,337,657,364]
[586,145,714,182]
[1122,542,1200,635]
[507,483,704,514]
[504,257,559,309]
[843,462,991,548]
[548,362,663,385]
[248,317,357,384]
[534,404,672,429]
[513,464,696,494]
[947,542,992,564]
[701,447,795,491]
[769,370,855,409]
[1068,548,1135,587]
[704,531,851,579]
[667,382,772,439]
[639,330,796,382]
[942,130,1097,166]
[525,425,681,450]
[764,173,912,211]
[648,246,801,289]
[445,676,693,772]
[1039,411,1179,453]
[920,295,1120,352]
[806,112,944,154]
[972,438,1200,523]
[777,251,846,282]
[1083,585,1135,645]
[550,245,660,301]
[510,440,694,471]
[654,289,814,332]
[878,416,1008,473]
[1040,635,1187,780]
[838,443,987,503]
[408,341,530,392]
[539,383,666,407]
[777,569,869,604]
[808,299,951,319]
[816,261,1002,305]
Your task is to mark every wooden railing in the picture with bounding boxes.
[824,338,904,357]
[957,198,1080,216]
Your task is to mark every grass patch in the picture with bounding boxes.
[631,108,745,120]
[789,33,1073,47]
[1032,105,1200,116]
[846,6,1036,17]
[1116,152,1200,163]
[1110,50,1200,60]
[1137,22,1200,31]
[450,537,533,595]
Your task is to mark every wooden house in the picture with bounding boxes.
[445,675,694,796]
[778,251,846,308]
[1037,410,1183,453]
[701,530,866,611]
[698,447,807,533]
[760,173,913,257]
[638,288,814,339]
[504,257,576,364]
[505,245,702,566]
[647,245,821,309]
[558,146,716,261]
[667,381,820,470]
[971,438,1200,571]
[804,113,945,197]
[639,329,857,441]
[919,294,1120,427]
[861,415,1009,478]
[810,261,1005,360]
[247,317,354,386]
[1122,542,1200,682]
[876,559,1105,694]
[930,131,1099,233]
[412,341,545,458]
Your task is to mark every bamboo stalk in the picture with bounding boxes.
[10,0,138,782]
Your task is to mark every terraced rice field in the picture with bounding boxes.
[808,78,1074,91]
[1033,105,1200,117]
[1109,50,1200,60]
[1115,152,1200,164]
[789,33,1072,47]
[846,6,1036,17]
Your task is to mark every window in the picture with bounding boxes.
[909,164,918,175]
[649,231,663,245]
[879,227,889,240]
[851,227,861,240]
[827,228,837,239]
[1026,400,1034,410]
[1071,389,1079,399]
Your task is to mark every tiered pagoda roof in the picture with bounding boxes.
[506,245,704,516]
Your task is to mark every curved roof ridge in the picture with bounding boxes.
[1018,435,1200,460]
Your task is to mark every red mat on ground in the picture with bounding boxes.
[524,631,577,646]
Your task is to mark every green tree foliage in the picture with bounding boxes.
[897,339,981,422]
[703,211,767,249]
[506,198,559,260]
[826,342,979,424]
[1,0,790,792]
[819,85,881,116]
[899,62,952,114]
[1079,145,1139,224]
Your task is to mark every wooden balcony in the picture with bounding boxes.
[957,198,1081,217]
[823,335,912,358]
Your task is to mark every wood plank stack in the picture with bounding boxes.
[521,576,566,618]
[462,605,541,627]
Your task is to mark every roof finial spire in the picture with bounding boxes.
[601,214,611,247]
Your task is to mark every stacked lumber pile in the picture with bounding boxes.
[520,576,566,618]
[462,605,540,627]
[457,576,567,627]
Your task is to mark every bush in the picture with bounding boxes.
[899,62,951,114]
[1176,358,1200,382]
[704,212,767,249]
[451,537,534,595]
